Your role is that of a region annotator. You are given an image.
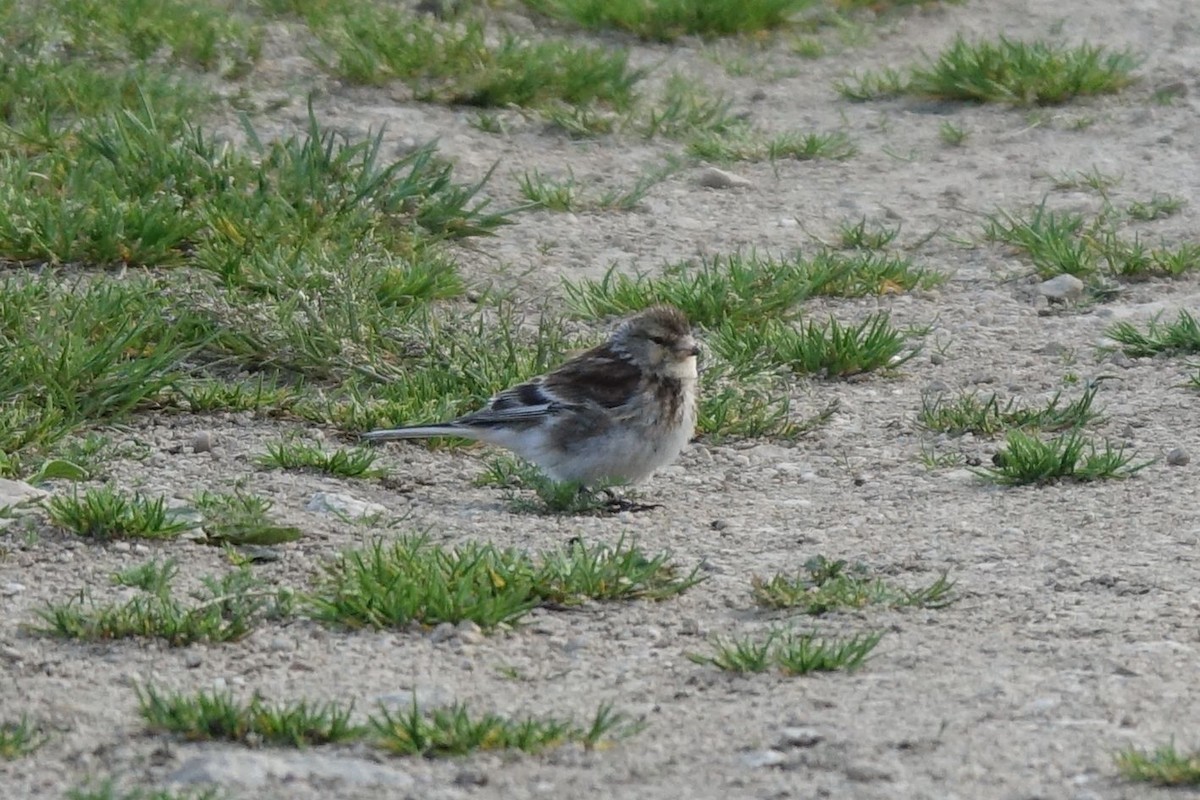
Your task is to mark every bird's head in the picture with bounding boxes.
[614,305,700,377]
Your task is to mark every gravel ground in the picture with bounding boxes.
[4,1,1200,798]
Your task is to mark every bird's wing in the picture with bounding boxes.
[453,379,561,427]
[455,345,643,428]
[539,343,644,409]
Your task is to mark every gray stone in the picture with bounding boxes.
[1038,274,1085,304]
[429,622,457,644]
[455,620,484,645]
[1167,448,1190,466]
[1,582,26,596]
[169,751,414,790]
[778,727,823,748]
[192,431,215,453]
[697,167,752,189]
[306,492,388,519]
[740,749,788,768]
[0,478,47,510]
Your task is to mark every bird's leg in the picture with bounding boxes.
[595,485,661,514]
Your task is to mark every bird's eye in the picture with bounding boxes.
[648,335,668,346]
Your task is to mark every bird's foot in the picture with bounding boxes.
[597,486,661,514]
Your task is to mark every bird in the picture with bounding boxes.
[362,305,700,486]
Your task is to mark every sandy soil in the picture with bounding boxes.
[4,1,1200,798]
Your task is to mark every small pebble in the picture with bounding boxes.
[1,582,25,596]
[1167,448,1190,466]
[1038,274,1085,305]
[192,431,214,454]
[183,651,204,669]
[267,636,295,653]
[778,727,823,748]
[429,622,457,644]
[454,769,488,787]
[455,620,484,645]
[696,166,753,189]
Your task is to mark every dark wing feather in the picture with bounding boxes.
[540,343,642,409]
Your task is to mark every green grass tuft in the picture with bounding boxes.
[34,565,293,645]
[310,535,699,631]
[752,556,955,613]
[0,716,46,759]
[67,783,218,800]
[46,487,192,541]
[315,11,641,110]
[977,430,1149,485]
[690,629,882,675]
[1117,741,1200,786]
[564,251,939,327]
[192,491,304,547]
[842,36,1136,105]
[257,440,386,479]
[918,386,1100,437]
[1108,311,1200,357]
[521,0,816,42]
[371,701,641,756]
[688,128,856,163]
[138,685,363,747]
[709,314,916,378]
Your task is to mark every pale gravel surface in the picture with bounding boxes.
[5,1,1200,798]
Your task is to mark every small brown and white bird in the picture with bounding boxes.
[362,306,700,486]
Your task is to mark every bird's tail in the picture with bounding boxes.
[361,424,478,442]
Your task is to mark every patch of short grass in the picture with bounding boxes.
[689,628,882,675]
[985,202,1200,280]
[919,385,1100,437]
[564,251,939,327]
[517,170,579,211]
[521,0,816,42]
[1126,194,1186,221]
[46,487,192,541]
[984,204,1094,277]
[67,784,218,800]
[709,314,917,378]
[34,564,294,645]
[26,0,263,77]
[688,127,856,163]
[699,381,836,441]
[309,535,700,631]
[1108,311,1200,357]
[257,440,385,479]
[0,279,200,460]
[752,556,954,613]
[837,218,901,250]
[840,36,1137,105]
[138,685,362,747]
[0,716,47,759]
[1093,234,1200,281]
[0,98,508,271]
[637,73,742,140]
[1116,742,1200,786]
[476,458,625,515]
[372,701,640,756]
[169,377,303,414]
[517,165,674,212]
[315,10,641,110]
[977,430,1149,485]
[192,491,303,547]
[938,120,968,146]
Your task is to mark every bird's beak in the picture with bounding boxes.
[676,341,701,358]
